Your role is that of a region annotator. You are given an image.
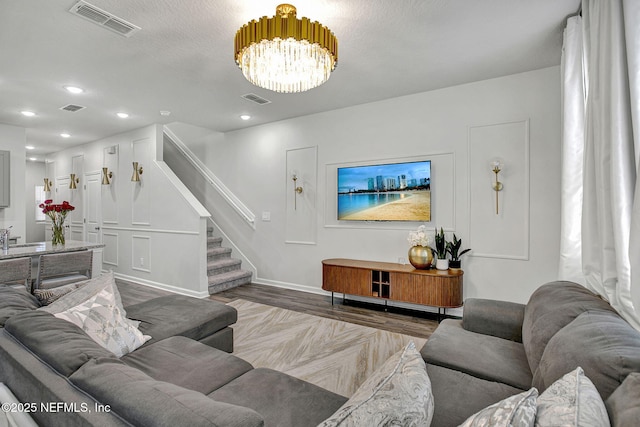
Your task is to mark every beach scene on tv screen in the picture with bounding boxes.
[337,160,431,221]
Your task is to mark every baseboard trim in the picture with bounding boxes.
[111,272,210,299]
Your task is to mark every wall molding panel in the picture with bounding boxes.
[468,119,530,260]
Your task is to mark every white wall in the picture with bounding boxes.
[0,124,26,241]
[46,125,211,297]
[176,66,562,306]
[25,160,46,242]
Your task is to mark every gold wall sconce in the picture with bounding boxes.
[102,167,113,185]
[131,162,143,182]
[491,160,504,214]
[43,178,52,192]
[291,171,303,210]
[69,173,80,190]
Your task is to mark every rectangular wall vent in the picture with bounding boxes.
[60,104,86,112]
[69,1,140,37]
[242,93,271,105]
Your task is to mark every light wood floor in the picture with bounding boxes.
[116,280,439,339]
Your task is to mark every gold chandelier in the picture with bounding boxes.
[234,4,338,93]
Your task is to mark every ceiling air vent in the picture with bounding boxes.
[60,104,86,112]
[69,1,140,37]
[242,93,271,105]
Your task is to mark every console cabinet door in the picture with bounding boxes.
[0,151,9,208]
[322,264,370,296]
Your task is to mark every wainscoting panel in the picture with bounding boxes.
[468,120,530,260]
[132,138,151,226]
[132,234,151,273]
[102,232,119,267]
[285,146,317,244]
[102,145,119,225]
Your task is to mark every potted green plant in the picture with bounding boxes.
[447,233,471,269]
[434,227,449,270]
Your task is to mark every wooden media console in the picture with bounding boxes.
[322,258,463,316]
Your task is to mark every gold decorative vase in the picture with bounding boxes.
[408,246,433,269]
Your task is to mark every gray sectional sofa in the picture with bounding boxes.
[420,281,640,426]
[0,285,346,427]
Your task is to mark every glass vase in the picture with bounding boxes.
[52,223,65,246]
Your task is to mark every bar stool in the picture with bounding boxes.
[33,250,93,294]
[0,257,32,290]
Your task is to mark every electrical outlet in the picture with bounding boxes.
[140,257,144,266]
[262,211,271,221]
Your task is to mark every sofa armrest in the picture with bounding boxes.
[462,298,525,342]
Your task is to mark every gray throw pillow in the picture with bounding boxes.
[33,281,87,305]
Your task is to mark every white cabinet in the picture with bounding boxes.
[0,150,9,208]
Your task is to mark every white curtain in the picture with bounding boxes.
[559,0,640,330]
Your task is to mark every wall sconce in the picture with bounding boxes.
[291,171,304,210]
[69,173,80,190]
[102,167,113,185]
[491,160,504,214]
[131,162,143,182]
[43,178,52,192]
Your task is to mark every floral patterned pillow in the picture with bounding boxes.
[459,388,538,427]
[535,367,610,427]
[318,341,433,427]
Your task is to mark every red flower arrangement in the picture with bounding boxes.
[39,199,75,245]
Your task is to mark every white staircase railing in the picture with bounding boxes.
[163,127,256,229]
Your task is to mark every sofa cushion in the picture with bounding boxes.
[533,310,640,401]
[0,286,41,326]
[4,310,115,377]
[210,368,347,427]
[605,373,640,427]
[125,295,237,345]
[536,367,610,427]
[459,388,537,427]
[420,319,532,390]
[318,342,433,427]
[70,357,264,427]
[426,364,524,427]
[122,336,253,394]
[522,281,617,374]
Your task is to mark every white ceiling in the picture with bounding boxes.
[0,0,580,160]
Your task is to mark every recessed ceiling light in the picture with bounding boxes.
[63,85,84,94]
[116,112,129,119]
[21,110,36,117]
[25,145,35,150]
[240,115,251,121]
[160,110,171,116]
[29,157,37,161]
[60,133,71,138]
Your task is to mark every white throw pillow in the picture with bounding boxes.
[318,341,433,427]
[535,367,610,427]
[54,284,150,357]
[458,388,538,427]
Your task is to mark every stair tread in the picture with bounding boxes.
[207,258,241,268]
[207,237,222,244]
[208,269,252,285]
[207,247,232,255]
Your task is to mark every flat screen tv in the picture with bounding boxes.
[337,160,431,221]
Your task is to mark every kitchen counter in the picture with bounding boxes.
[0,241,105,278]
[0,240,104,260]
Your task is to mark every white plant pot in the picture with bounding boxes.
[436,258,449,270]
